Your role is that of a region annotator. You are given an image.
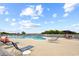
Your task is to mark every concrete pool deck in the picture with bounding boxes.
[1,38,79,56]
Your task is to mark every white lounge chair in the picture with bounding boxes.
[44,36,59,42]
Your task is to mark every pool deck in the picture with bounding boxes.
[1,38,79,56]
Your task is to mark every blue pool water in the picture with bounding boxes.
[8,35,45,40]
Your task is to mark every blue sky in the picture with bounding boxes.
[0,3,79,33]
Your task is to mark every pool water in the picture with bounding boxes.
[8,35,45,40]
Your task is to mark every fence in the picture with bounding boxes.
[42,34,79,39]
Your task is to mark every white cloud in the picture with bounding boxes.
[5,18,16,22]
[72,24,79,27]
[5,18,9,22]
[0,6,9,15]
[63,3,78,17]
[10,22,16,26]
[19,20,40,29]
[65,23,79,32]
[20,7,34,16]
[63,3,76,12]
[20,4,43,19]
[12,18,16,22]
[0,6,6,14]
[52,13,57,18]
[5,18,16,26]
[47,8,50,11]
[31,16,39,19]
[63,13,69,17]
[10,18,17,26]
[35,5,43,16]
[44,21,54,24]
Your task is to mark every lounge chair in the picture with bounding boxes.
[12,44,34,55]
[19,45,34,52]
[46,36,59,42]
[20,45,34,55]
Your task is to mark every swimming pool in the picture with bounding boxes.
[8,35,46,40]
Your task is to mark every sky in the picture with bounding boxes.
[0,3,79,33]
